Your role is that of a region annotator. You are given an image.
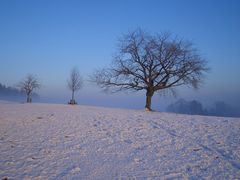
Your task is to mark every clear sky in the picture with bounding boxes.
[0,0,240,110]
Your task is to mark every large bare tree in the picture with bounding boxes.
[91,29,209,111]
[68,67,83,104]
[18,74,41,103]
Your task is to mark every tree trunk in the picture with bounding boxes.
[145,89,154,111]
[27,94,31,103]
[72,90,75,101]
[69,90,76,104]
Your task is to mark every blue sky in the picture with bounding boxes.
[0,0,240,110]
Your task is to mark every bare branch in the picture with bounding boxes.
[18,74,40,103]
[68,67,83,104]
[91,29,209,110]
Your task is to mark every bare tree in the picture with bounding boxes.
[68,67,83,104]
[18,74,40,103]
[91,29,209,111]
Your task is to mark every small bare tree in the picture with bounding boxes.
[91,29,209,111]
[18,74,40,103]
[68,67,83,104]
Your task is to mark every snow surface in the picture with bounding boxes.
[0,102,240,179]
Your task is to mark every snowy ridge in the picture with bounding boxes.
[0,102,240,179]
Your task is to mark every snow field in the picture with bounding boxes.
[0,102,240,179]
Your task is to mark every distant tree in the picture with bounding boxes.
[91,29,209,111]
[18,74,40,103]
[167,99,203,115]
[0,83,23,96]
[167,99,189,114]
[67,67,83,104]
[189,100,203,115]
[167,99,240,117]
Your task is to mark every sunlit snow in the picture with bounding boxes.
[0,101,240,179]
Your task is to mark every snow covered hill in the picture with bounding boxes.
[0,102,240,179]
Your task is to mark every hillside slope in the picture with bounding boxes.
[0,102,240,179]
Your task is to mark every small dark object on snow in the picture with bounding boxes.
[68,99,77,105]
[193,148,201,152]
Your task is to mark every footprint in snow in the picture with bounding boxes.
[124,139,133,144]
[71,167,81,174]
[193,148,201,152]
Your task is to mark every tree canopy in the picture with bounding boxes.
[92,29,209,111]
